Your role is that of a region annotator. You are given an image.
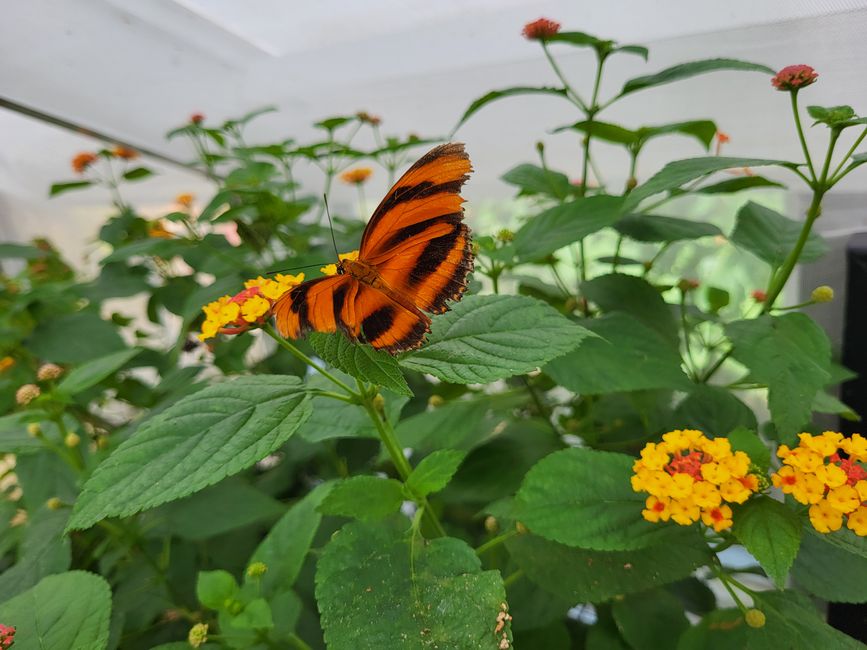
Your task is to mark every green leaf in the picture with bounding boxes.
[812,390,860,421]
[49,180,93,197]
[67,376,311,531]
[400,295,590,384]
[612,589,690,650]
[816,527,867,560]
[730,201,828,266]
[544,31,609,49]
[122,166,155,181]
[750,590,865,649]
[673,385,757,435]
[316,517,508,650]
[0,571,111,649]
[319,476,406,521]
[511,196,624,262]
[56,348,142,397]
[514,448,683,551]
[726,314,831,436]
[695,175,785,194]
[675,608,747,649]
[28,311,126,363]
[230,598,273,630]
[792,530,867,603]
[581,273,679,347]
[618,58,775,97]
[406,450,467,497]
[635,120,718,150]
[102,238,191,264]
[251,482,332,597]
[727,427,771,472]
[615,213,722,243]
[309,333,411,396]
[731,496,801,587]
[453,86,568,131]
[807,104,858,127]
[546,313,691,394]
[197,569,239,610]
[624,157,793,212]
[0,411,49,454]
[506,531,710,603]
[0,508,70,599]
[706,286,730,313]
[501,163,575,199]
[396,399,489,453]
[553,121,637,145]
[0,243,47,259]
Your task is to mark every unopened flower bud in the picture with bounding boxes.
[97,436,109,450]
[811,285,834,303]
[46,497,63,511]
[15,384,40,406]
[535,141,545,156]
[188,622,208,647]
[751,290,767,302]
[64,432,81,448]
[678,279,700,292]
[27,423,42,438]
[246,561,268,578]
[515,521,528,535]
[745,608,766,628]
[484,516,499,533]
[372,393,386,414]
[224,598,243,615]
[428,395,445,408]
[564,297,580,313]
[37,363,63,381]
[625,177,638,191]
[496,229,514,243]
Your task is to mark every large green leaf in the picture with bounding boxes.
[636,121,718,150]
[400,295,590,384]
[553,121,638,145]
[56,348,142,397]
[453,86,568,132]
[67,376,311,531]
[617,58,775,98]
[102,238,191,264]
[730,201,829,266]
[612,589,690,650]
[318,476,406,521]
[749,590,866,649]
[672,385,757,435]
[726,314,831,436]
[406,450,466,498]
[0,571,111,649]
[731,496,801,587]
[695,176,785,194]
[315,518,509,649]
[615,214,722,243]
[581,273,678,347]
[792,530,867,603]
[546,313,691,394]
[623,157,793,212]
[511,196,623,262]
[28,311,126,364]
[309,333,411,396]
[396,398,490,453]
[514,448,683,551]
[507,532,710,603]
[500,163,575,199]
[250,483,333,598]
[0,508,70,599]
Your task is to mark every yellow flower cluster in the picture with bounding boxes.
[320,250,359,276]
[632,430,760,532]
[772,432,867,536]
[198,273,304,341]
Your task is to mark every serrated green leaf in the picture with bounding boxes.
[726,314,831,436]
[514,447,684,550]
[0,508,70,599]
[807,104,858,127]
[67,376,311,531]
[453,86,568,132]
[624,157,793,212]
[673,385,757,435]
[49,180,93,197]
[511,196,624,262]
[750,590,865,649]
[400,295,590,384]
[792,530,867,603]
[315,517,508,649]
[618,58,775,97]
[546,313,691,394]
[56,348,142,397]
[613,589,690,650]
[727,427,771,471]
[615,213,722,243]
[676,608,747,649]
[507,531,711,603]
[319,476,406,521]
[406,450,466,497]
[732,496,801,586]
[730,201,828,266]
[197,570,239,610]
[812,390,860,421]
[0,571,111,649]
[309,333,411,396]
[500,163,575,199]
[250,482,333,597]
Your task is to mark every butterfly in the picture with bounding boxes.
[273,142,474,354]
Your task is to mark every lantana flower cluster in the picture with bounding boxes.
[632,430,761,532]
[772,432,867,536]
[198,274,304,341]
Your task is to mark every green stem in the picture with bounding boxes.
[829,126,867,183]
[287,633,313,650]
[541,43,587,110]
[502,569,524,588]
[790,90,817,181]
[680,292,698,380]
[263,324,358,397]
[475,530,518,556]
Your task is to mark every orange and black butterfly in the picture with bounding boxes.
[273,142,473,354]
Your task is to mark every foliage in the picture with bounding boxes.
[0,19,865,650]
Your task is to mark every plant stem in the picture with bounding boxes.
[829,125,867,182]
[541,43,587,110]
[790,90,816,181]
[287,634,313,650]
[475,530,518,556]
[262,324,358,397]
[502,569,524,588]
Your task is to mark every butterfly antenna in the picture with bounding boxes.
[323,194,340,261]
[266,262,330,275]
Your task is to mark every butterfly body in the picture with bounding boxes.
[274,142,473,354]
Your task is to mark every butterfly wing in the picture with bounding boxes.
[273,276,430,353]
[359,142,473,314]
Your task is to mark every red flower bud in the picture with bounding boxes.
[190,113,205,125]
[522,18,561,41]
[771,65,818,91]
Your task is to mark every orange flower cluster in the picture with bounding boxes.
[522,18,561,40]
[112,145,138,160]
[340,167,372,185]
[771,64,818,91]
[71,152,98,174]
[772,432,867,536]
[198,274,304,341]
[632,430,761,532]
